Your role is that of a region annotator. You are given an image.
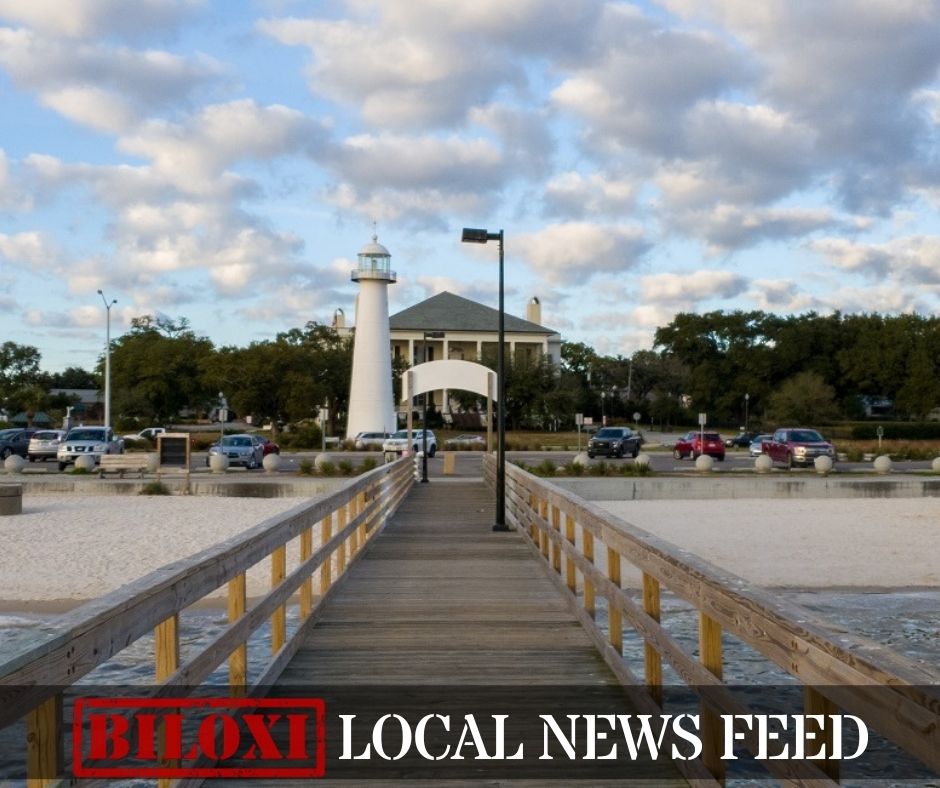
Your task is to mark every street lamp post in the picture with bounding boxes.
[744,393,750,432]
[461,227,508,531]
[421,330,445,483]
[96,290,117,432]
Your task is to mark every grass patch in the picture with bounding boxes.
[139,481,171,496]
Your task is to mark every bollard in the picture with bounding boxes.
[0,484,22,516]
[443,452,456,475]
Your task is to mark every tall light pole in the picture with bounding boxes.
[744,392,750,432]
[461,227,508,531]
[97,290,117,432]
[421,330,445,483]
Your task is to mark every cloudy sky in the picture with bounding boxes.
[2,0,940,372]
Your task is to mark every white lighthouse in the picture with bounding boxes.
[345,234,397,439]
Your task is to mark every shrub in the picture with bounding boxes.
[533,459,557,477]
[69,466,90,475]
[318,461,337,476]
[279,424,323,450]
[139,481,171,496]
[563,461,585,476]
[298,459,314,476]
[359,457,377,473]
[337,460,354,476]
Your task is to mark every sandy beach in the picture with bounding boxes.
[0,493,937,609]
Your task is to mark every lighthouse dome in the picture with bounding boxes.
[358,235,390,257]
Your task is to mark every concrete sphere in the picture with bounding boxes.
[145,453,160,473]
[75,455,96,472]
[209,454,229,473]
[754,454,773,473]
[694,454,714,472]
[572,451,590,467]
[4,455,26,474]
[932,456,940,473]
[873,455,892,474]
[314,453,333,470]
[262,453,282,473]
[634,452,651,468]
[814,455,833,475]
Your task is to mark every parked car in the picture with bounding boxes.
[27,429,65,462]
[725,431,758,448]
[257,437,280,456]
[673,431,725,461]
[383,429,437,457]
[762,428,834,468]
[206,434,264,469]
[749,434,773,457]
[588,427,641,459]
[444,433,486,449]
[57,426,124,470]
[353,431,389,450]
[0,428,36,460]
[123,427,167,442]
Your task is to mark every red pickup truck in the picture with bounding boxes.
[762,428,835,468]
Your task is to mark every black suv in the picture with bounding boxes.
[588,427,641,459]
[0,428,36,459]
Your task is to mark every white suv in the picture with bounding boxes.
[57,426,124,470]
[382,429,437,457]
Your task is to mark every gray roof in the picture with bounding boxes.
[389,292,556,335]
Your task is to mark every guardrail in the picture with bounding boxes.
[484,455,939,785]
[0,457,413,785]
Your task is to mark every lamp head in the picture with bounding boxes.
[461,227,490,244]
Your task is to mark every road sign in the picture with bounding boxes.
[583,416,594,425]
[698,412,707,426]
[633,411,641,422]
[575,413,583,426]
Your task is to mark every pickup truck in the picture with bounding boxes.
[762,428,834,468]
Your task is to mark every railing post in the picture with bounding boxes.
[642,573,663,707]
[583,530,595,618]
[699,612,724,782]
[26,694,61,788]
[606,547,622,654]
[539,499,550,560]
[804,687,840,781]
[337,503,348,575]
[155,614,179,784]
[357,490,367,546]
[271,545,287,654]
[228,573,247,695]
[320,514,333,596]
[551,506,562,573]
[565,513,576,593]
[349,493,359,556]
[300,525,313,619]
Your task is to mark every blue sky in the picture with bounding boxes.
[2,0,940,372]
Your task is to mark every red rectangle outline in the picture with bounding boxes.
[72,696,325,778]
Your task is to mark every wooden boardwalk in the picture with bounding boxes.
[249,479,686,785]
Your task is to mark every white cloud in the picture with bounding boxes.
[515,222,650,285]
[640,269,748,305]
[544,171,638,218]
[810,235,940,287]
[0,231,57,268]
[0,0,204,39]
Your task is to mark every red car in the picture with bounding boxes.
[673,431,725,461]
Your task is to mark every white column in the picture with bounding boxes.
[346,280,396,437]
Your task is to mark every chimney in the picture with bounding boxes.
[526,296,541,325]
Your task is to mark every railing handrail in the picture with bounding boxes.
[485,455,940,782]
[0,459,412,729]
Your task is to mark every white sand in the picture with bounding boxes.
[598,498,940,588]
[1,494,937,606]
[0,495,313,603]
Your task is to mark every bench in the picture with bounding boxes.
[98,454,150,478]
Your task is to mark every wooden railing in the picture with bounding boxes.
[0,457,413,785]
[485,455,940,786]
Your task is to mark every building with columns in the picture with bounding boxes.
[388,291,561,421]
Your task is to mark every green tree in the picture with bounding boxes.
[763,372,839,425]
[107,316,215,423]
[0,341,42,411]
[894,344,940,420]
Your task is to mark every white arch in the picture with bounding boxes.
[402,359,497,402]
[402,360,496,452]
